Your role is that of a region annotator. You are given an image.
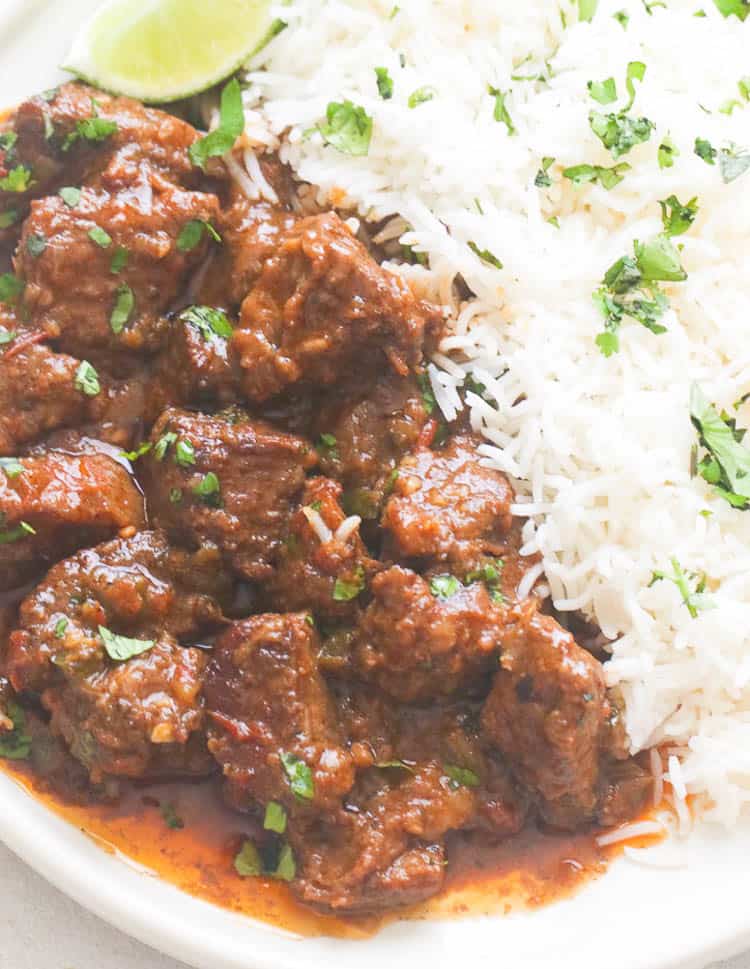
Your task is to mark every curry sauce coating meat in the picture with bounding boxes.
[265,476,379,621]
[234,212,444,402]
[0,449,145,588]
[204,614,355,815]
[6,531,227,781]
[382,435,514,574]
[16,184,220,358]
[311,372,431,520]
[480,600,650,830]
[353,566,506,702]
[0,326,87,455]
[141,407,314,580]
[0,82,205,232]
[290,690,525,913]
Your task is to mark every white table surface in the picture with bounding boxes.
[0,839,745,969]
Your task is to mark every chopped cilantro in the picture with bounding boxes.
[658,135,679,169]
[589,110,653,159]
[691,382,750,509]
[0,273,24,304]
[154,431,177,461]
[534,156,555,187]
[316,432,339,461]
[712,0,749,18]
[468,241,503,269]
[318,100,373,156]
[588,77,617,105]
[578,0,599,21]
[443,764,481,789]
[174,439,196,467]
[176,219,221,252]
[110,283,134,334]
[624,61,646,112]
[659,195,699,236]
[88,225,112,248]
[417,371,436,415]
[649,557,714,617]
[408,86,437,109]
[62,101,118,151]
[25,234,46,258]
[54,617,68,638]
[280,751,315,800]
[110,246,128,274]
[99,625,155,662]
[0,520,36,545]
[169,487,183,505]
[613,9,630,26]
[0,165,33,193]
[264,801,287,834]
[333,565,366,602]
[429,574,462,599]
[488,86,516,135]
[694,137,717,165]
[719,144,750,183]
[193,472,222,507]
[0,457,23,479]
[375,66,394,100]
[0,702,32,761]
[563,162,631,190]
[160,803,184,830]
[180,305,233,341]
[74,360,100,397]
[189,79,245,170]
[59,186,81,208]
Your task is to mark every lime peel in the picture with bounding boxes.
[63,0,276,104]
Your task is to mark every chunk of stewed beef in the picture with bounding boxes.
[6,531,227,780]
[16,183,220,358]
[481,600,627,830]
[0,449,145,588]
[264,477,379,621]
[204,613,355,814]
[233,212,444,402]
[141,407,314,580]
[382,435,514,575]
[353,565,506,702]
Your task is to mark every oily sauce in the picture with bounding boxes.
[0,753,656,938]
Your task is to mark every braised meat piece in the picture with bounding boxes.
[382,435,514,574]
[0,330,87,455]
[0,82,205,229]
[6,530,226,694]
[16,184,220,358]
[265,477,378,621]
[6,531,226,780]
[311,372,431,520]
[233,212,444,402]
[481,600,629,830]
[152,307,241,407]
[141,407,313,580]
[204,614,355,814]
[0,449,145,588]
[353,566,506,702]
[199,192,297,309]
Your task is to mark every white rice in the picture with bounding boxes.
[242,0,750,827]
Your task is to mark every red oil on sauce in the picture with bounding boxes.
[1,757,661,938]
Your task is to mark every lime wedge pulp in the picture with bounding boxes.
[63,0,276,103]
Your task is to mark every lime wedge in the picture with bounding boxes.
[63,0,277,104]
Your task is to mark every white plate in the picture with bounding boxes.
[3,5,750,969]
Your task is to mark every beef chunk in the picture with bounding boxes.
[204,614,355,814]
[199,192,297,310]
[0,82,205,229]
[353,566,505,701]
[6,530,226,694]
[6,531,226,780]
[311,372,430,520]
[141,407,313,580]
[233,212,443,402]
[152,307,241,407]
[0,449,145,587]
[264,477,378,621]
[0,331,86,455]
[382,435,514,574]
[16,184,220,358]
[481,601,620,830]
